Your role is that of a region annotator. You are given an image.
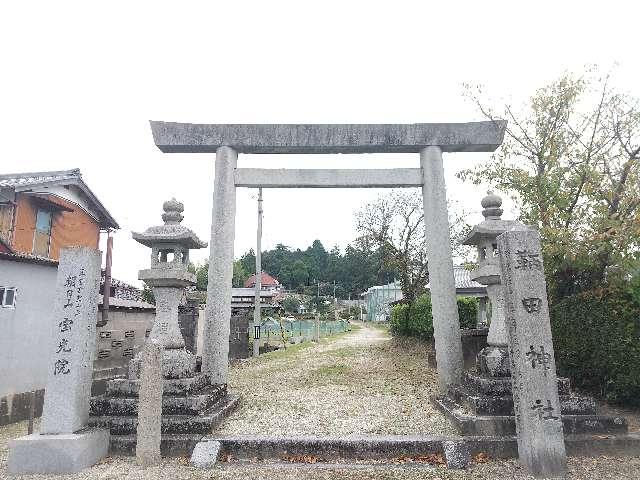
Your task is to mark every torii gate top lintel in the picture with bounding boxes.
[149,121,506,154]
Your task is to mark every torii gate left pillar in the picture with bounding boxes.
[149,121,507,393]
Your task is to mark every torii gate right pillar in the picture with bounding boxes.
[421,146,463,391]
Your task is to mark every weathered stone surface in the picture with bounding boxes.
[149,287,186,349]
[190,440,221,469]
[498,228,567,478]
[7,428,109,474]
[198,433,640,461]
[477,346,511,377]
[235,168,424,188]
[91,386,226,416]
[150,121,507,154]
[421,146,463,392]
[432,395,628,437]
[202,146,237,383]
[136,340,163,466]
[41,247,102,434]
[443,440,471,469]
[462,371,571,398]
[106,374,211,397]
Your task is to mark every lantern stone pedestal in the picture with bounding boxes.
[89,199,240,455]
[433,194,629,439]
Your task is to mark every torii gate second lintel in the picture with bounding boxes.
[148,121,507,393]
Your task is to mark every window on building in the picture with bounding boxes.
[0,287,16,308]
[33,209,52,257]
[0,204,13,242]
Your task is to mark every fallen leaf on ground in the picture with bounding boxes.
[282,454,319,463]
[473,452,491,464]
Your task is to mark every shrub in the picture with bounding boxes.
[390,294,478,339]
[550,286,640,406]
[457,296,478,329]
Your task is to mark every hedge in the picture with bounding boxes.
[550,286,640,406]
[390,294,478,339]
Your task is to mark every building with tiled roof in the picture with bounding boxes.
[244,271,282,292]
[0,168,118,260]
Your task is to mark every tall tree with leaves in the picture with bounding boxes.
[355,190,471,302]
[460,71,640,296]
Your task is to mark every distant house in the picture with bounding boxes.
[244,271,282,293]
[0,168,151,426]
[0,168,118,259]
[231,287,281,314]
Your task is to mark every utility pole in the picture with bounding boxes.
[333,280,338,320]
[252,188,263,357]
[98,231,113,327]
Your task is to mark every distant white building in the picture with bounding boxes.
[362,280,403,322]
[361,266,487,322]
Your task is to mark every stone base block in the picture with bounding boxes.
[106,373,210,397]
[190,440,221,468]
[442,440,471,469]
[432,395,628,437]
[7,428,109,475]
[129,348,197,380]
[99,393,241,456]
[476,346,510,377]
[462,371,571,397]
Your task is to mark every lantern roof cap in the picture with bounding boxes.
[462,192,526,245]
[132,198,207,249]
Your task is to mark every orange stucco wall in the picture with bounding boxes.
[12,194,100,260]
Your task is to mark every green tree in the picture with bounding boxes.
[461,70,640,296]
[282,296,301,313]
[355,191,470,302]
[291,259,309,288]
[141,284,155,304]
[232,260,249,288]
[195,262,209,291]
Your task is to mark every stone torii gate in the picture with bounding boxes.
[149,121,506,393]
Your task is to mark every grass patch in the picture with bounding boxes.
[366,321,390,332]
[260,340,315,361]
[304,363,351,385]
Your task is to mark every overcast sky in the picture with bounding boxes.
[1,1,638,286]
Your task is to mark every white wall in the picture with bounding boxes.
[0,258,57,398]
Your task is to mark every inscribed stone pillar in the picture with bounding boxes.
[203,146,238,383]
[497,228,566,479]
[420,146,464,392]
[136,339,163,466]
[41,247,102,434]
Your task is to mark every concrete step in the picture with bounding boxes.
[110,434,205,456]
[105,373,211,397]
[186,433,640,466]
[90,385,226,416]
[462,371,571,396]
[432,395,628,437]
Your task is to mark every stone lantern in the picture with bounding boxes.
[89,199,241,454]
[462,192,527,377]
[131,198,207,378]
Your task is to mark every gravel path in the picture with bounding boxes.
[218,321,454,436]
[1,322,639,479]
